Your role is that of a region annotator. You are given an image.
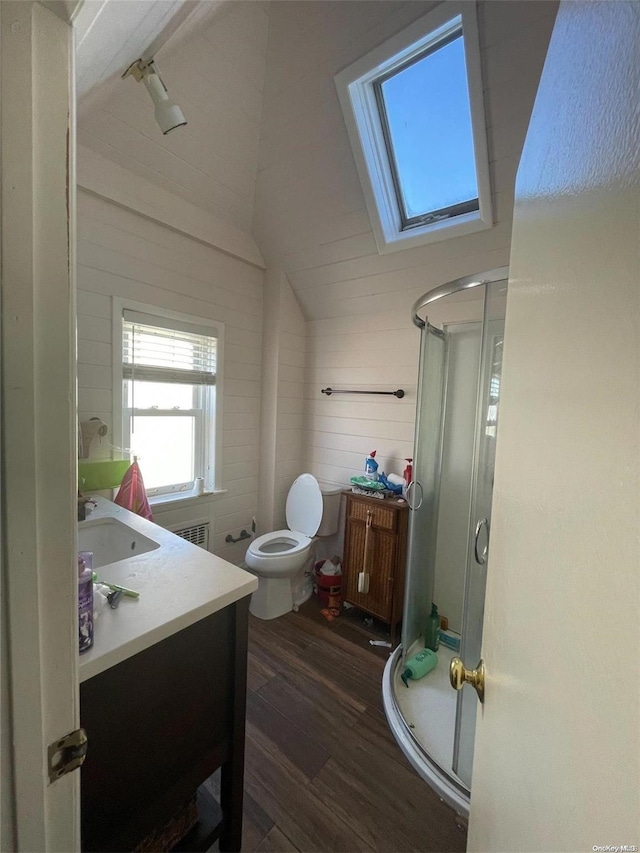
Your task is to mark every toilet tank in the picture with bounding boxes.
[317,482,342,536]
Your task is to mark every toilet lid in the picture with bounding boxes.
[286,474,323,537]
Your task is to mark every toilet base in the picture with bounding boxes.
[249,575,293,620]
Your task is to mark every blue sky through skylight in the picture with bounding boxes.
[380,33,478,220]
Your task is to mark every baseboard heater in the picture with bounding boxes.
[171,522,210,550]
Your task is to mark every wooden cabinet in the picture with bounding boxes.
[80,598,250,852]
[342,491,408,638]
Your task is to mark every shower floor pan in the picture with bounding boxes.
[382,644,470,818]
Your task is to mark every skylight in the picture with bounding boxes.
[335,2,492,254]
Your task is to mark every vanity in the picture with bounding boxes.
[78,499,258,852]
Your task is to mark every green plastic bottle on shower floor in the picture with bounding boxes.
[401,649,438,686]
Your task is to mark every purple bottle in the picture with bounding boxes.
[78,551,94,654]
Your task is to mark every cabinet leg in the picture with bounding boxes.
[219,757,242,852]
[219,598,249,852]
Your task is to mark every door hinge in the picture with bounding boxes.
[48,727,88,783]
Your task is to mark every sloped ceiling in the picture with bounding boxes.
[252,1,558,321]
[77,0,269,233]
[77,0,558,319]
[75,0,196,99]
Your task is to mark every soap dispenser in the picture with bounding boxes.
[401,648,438,686]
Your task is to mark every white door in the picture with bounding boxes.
[468,2,639,850]
[1,3,80,850]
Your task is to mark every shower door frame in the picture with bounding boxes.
[389,267,509,813]
[403,266,509,655]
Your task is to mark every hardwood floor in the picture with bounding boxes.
[226,599,467,853]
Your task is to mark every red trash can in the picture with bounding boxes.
[313,560,342,609]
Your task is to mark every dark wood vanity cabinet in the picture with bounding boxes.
[80,598,249,853]
[342,492,409,638]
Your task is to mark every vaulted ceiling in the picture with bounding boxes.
[77,1,558,320]
[77,0,269,233]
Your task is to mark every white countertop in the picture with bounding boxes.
[78,497,258,682]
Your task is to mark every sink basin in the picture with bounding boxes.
[78,517,160,569]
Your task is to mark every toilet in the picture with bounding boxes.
[245,474,341,620]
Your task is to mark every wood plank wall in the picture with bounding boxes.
[273,277,306,530]
[76,191,264,565]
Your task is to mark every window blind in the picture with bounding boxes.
[123,311,217,386]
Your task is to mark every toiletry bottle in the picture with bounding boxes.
[425,603,440,652]
[365,450,379,481]
[438,631,461,651]
[78,552,94,654]
[401,648,438,686]
[403,458,413,486]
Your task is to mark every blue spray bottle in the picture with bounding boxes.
[365,450,379,481]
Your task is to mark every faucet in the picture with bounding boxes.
[78,491,95,522]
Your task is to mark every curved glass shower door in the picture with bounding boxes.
[453,279,507,787]
[401,322,446,657]
[397,272,507,798]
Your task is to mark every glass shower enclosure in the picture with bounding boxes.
[382,267,509,817]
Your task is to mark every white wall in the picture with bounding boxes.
[274,276,307,528]
[469,1,640,848]
[78,1,269,233]
[76,190,264,564]
[257,269,306,532]
[253,1,558,493]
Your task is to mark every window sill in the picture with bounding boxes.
[149,489,227,512]
[373,210,492,254]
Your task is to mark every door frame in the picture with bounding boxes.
[1,2,80,849]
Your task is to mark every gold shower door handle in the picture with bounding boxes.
[449,657,485,703]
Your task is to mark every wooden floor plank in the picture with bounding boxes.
[240,599,467,852]
[311,754,466,853]
[299,639,387,712]
[249,629,368,717]
[248,651,277,692]
[256,672,363,746]
[246,690,330,780]
[244,730,371,853]
[255,826,300,852]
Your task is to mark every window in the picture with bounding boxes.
[335,2,492,254]
[117,304,222,499]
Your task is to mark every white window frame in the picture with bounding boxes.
[112,298,225,501]
[335,1,492,255]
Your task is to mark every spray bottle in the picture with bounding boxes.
[365,450,379,481]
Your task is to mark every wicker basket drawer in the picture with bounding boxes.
[349,498,397,531]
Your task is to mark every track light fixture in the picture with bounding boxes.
[123,58,187,135]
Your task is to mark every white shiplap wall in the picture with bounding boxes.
[256,269,306,533]
[76,190,264,565]
[253,0,558,490]
[274,275,306,529]
[78,1,269,234]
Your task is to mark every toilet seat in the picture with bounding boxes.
[246,528,312,576]
[248,529,311,558]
